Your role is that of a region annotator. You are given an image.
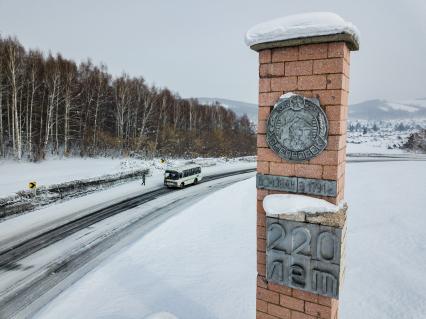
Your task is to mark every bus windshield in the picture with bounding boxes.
[165,170,180,180]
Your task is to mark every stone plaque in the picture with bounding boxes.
[257,174,337,197]
[256,174,297,193]
[297,177,337,197]
[266,218,343,298]
[266,95,328,162]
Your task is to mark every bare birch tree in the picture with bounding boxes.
[0,35,256,160]
[4,37,24,159]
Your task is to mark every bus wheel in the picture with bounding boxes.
[194,178,198,185]
[180,182,185,188]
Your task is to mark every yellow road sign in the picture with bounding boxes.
[28,181,37,189]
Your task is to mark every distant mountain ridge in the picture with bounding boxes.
[196,97,258,123]
[349,98,426,120]
[197,97,426,122]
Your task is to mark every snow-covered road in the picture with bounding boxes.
[0,160,255,252]
[0,167,255,318]
[0,157,256,198]
[32,160,426,319]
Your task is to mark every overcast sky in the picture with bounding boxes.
[0,0,425,104]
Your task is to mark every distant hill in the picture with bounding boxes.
[349,98,426,120]
[197,97,258,123]
[197,97,426,122]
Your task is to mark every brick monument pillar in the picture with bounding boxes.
[246,13,359,319]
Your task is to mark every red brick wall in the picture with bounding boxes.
[256,42,351,319]
[257,276,339,319]
[257,42,350,205]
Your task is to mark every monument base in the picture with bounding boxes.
[257,194,346,319]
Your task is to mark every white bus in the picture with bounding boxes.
[164,165,202,188]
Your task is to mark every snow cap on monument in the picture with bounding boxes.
[245,12,360,51]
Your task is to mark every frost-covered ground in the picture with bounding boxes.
[0,156,255,198]
[347,119,426,154]
[34,161,426,319]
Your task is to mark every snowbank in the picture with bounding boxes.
[0,158,148,198]
[280,92,297,100]
[263,193,339,215]
[0,168,150,218]
[263,194,346,227]
[245,12,360,49]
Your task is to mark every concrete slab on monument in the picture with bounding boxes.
[265,217,343,298]
[264,195,347,298]
[245,12,360,51]
[263,194,347,228]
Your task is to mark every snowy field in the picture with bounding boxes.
[34,161,426,319]
[346,142,407,154]
[346,118,426,154]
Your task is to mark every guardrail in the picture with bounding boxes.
[0,169,150,219]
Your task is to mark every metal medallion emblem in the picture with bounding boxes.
[266,95,328,162]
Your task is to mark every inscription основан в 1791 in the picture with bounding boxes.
[266,94,328,162]
[266,218,343,298]
[257,174,337,197]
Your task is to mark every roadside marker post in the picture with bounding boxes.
[28,181,37,196]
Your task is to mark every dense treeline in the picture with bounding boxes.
[0,35,255,161]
